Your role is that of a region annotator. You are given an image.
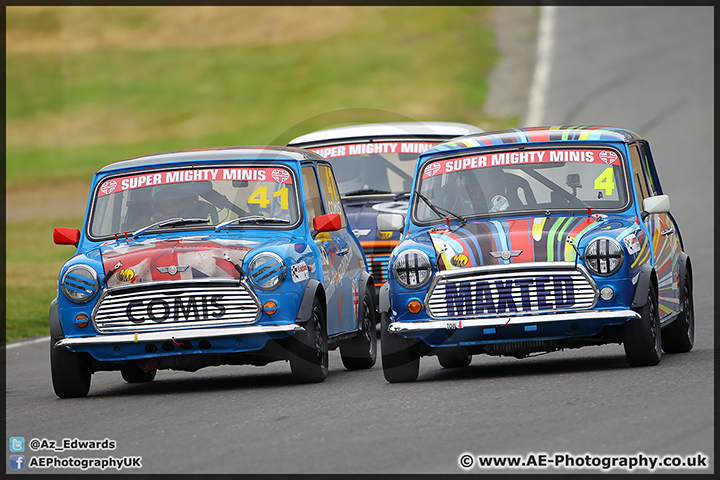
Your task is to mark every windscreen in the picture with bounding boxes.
[89,165,300,237]
[413,147,629,223]
[306,141,439,195]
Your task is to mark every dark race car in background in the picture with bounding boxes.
[377,125,694,382]
[288,121,483,294]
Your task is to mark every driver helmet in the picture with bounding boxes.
[455,171,484,200]
[151,183,198,219]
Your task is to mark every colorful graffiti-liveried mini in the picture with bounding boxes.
[377,126,694,382]
[51,146,376,397]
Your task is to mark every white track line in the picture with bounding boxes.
[525,5,556,127]
[5,335,50,349]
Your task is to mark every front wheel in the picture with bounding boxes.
[50,339,91,398]
[289,297,328,383]
[380,312,419,383]
[340,289,377,370]
[623,284,662,367]
[661,268,694,353]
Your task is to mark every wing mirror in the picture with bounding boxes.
[377,213,404,232]
[54,227,80,247]
[642,194,670,219]
[313,213,342,233]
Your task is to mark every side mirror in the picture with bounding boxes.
[54,227,80,246]
[313,212,342,233]
[377,213,404,232]
[643,194,670,215]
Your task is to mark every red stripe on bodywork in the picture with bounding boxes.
[508,218,533,263]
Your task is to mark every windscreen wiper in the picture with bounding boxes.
[215,215,290,231]
[415,192,467,226]
[343,188,393,197]
[131,218,210,237]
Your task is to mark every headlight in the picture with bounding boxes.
[61,265,100,303]
[248,252,286,290]
[584,237,624,276]
[393,249,432,288]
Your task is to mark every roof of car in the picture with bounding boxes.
[422,125,643,157]
[99,145,324,172]
[287,121,484,146]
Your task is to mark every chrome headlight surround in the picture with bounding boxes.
[392,249,432,289]
[61,265,100,303]
[584,237,624,276]
[248,252,286,290]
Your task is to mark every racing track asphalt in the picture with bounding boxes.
[4,6,714,475]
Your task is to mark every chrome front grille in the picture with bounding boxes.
[426,262,598,319]
[93,280,260,333]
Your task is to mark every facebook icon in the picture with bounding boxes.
[10,455,25,470]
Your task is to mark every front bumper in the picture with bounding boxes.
[389,310,639,332]
[56,323,304,362]
[388,310,640,348]
[57,324,302,347]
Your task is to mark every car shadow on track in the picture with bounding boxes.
[88,367,310,397]
[416,349,652,383]
[86,352,380,398]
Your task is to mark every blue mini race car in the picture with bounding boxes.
[51,146,376,397]
[377,126,694,382]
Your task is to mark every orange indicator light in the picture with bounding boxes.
[75,314,89,328]
[408,300,422,314]
[264,301,278,315]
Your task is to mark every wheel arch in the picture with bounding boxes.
[631,264,658,309]
[679,252,692,291]
[356,271,375,317]
[378,281,391,314]
[49,298,64,341]
[295,279,326,324]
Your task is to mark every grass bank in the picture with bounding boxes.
[6,5,514,341]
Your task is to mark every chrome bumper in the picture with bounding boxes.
[56,324,304,347]
[388,310,640,333]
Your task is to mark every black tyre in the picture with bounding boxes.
[50,339,91,398]
[340,289,377,370]
[121,365,157,383]
[623,284,662,367]
[380,311,420,383]
[662,268,694,353]
[289,297,328,383]
[437,349,472,368]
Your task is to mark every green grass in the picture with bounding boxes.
[5,6,517,341]
[6,218,81,341]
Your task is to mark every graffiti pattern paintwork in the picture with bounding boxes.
[380,125,691,368]
[423,125,642,157]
